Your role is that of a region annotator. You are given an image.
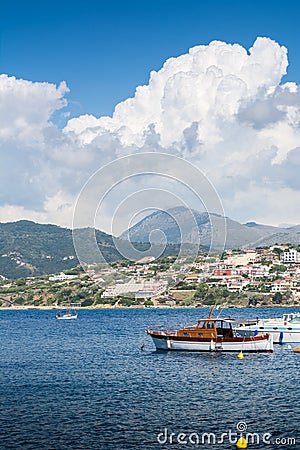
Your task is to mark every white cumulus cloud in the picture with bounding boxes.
[0,75,68,144]
[65,37,289,148]
[0,37,300,229]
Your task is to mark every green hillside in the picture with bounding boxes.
[0,220,181,279]
[0,221,122,278]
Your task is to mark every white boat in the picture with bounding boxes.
[234,312,300,344]
[56,310,78,320]
[146,309,273,353]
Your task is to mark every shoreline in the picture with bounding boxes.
[0,304,299,311]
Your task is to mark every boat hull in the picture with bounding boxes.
[148,333,273,352]
[235,313,300,344]
[235,327,300,344]
[56,315,78,320]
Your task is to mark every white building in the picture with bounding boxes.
[271,279,294,293]
[102,278,167,298]
[282,249,300,264]
[49,272,78,281]
[223,252,258,266]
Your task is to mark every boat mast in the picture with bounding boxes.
[208,305,214,319]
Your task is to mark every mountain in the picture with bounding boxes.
[248,224,300,247]
[0,220,180,279]
[0,220,124,279]
[1,212,299,279]
[120,207,300,249]
[243,221,286,236]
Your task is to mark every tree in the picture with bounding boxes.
[144,299,154,307]
[81,298,94,307]
[194,283,209,299]
[269,265,287,274]
[272,292,283,304]
[47,297,56,306]
[273,247,283,257]
[27,293,34,303]
[15,296,25,305]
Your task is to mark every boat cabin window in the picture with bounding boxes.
[197,321,207,328]
[219,321,231,329]
[198,332,203,337]
[183,332,189,336]
[290,318,300,324]
[215,320,233,337]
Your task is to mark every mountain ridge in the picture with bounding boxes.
[120,207,300,249]
[0,212,299,278]
[0,220,180,278]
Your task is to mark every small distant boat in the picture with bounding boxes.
[146,307,273,353]
[235,312,300,344]
[56,310,78,320]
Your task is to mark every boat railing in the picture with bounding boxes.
[147,327,178,335]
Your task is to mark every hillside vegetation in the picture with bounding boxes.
[0,220,180,279]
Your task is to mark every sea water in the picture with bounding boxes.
[0,308,299,449]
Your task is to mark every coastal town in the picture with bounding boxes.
[1,244,300,309]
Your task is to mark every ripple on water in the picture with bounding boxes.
[0,308,299,449]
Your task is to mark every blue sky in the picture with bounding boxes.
[1,0,300,119]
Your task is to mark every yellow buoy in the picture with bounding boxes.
[238,351,244,359]
[236,435,247,448]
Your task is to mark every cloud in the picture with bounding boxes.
[0,191,74,228]
[0,75,68,144]
[0,37,300,230]
[0,75,70,212]
[65,37,289,147]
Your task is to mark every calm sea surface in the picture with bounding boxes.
[0,308,299,450]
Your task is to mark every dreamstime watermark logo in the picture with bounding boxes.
[157,422,297,446]
[72,153,226,292]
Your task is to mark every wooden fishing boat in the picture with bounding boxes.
[146,309,273,353]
